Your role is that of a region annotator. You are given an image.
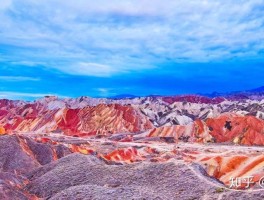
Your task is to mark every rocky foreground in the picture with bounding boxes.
[0,134,264,200]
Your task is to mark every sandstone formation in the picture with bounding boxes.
[0,93,264,199]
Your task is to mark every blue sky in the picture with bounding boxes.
[0,0,264,100]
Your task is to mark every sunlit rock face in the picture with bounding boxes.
[144,120,213,143]
[206,113,264,145]
[0,101,153,136]
[140,113,264,145]
[186,152,264,190]
[0,126,5,135]
[56,104,154,136]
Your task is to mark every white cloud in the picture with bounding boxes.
[0,76,40,81]
[92,87,134,97]
[96,88,116,97]
[0,0,263,76]
[57,62,119,77]
[10,61,44,66]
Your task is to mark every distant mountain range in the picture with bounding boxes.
[202,86,264,99]
[248,86,264,93]
[110,85,264,100]
[110,94,139,99]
